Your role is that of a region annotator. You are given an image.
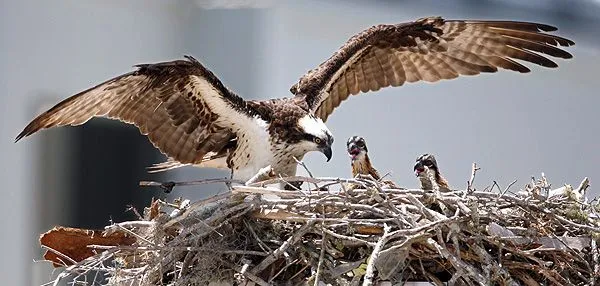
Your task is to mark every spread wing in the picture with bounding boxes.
[291,17,574,121]
[16,56,257,166]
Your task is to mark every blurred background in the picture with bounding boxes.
[2,0,599,284]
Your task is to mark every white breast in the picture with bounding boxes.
[190,76,275,181]
[230,117,274,181]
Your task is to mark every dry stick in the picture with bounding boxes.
[268,258,300,283]
[179,244,197,277]
[370,181,413,227]
[244,220,273,253]
[404,194,448,221]
[500,179,519,197]
[159,203,253,272]
[251,221,316,275]
[575,177,590,195]
[426,237,489,285]
[320,226,375,246]
[50,249,117,286]
[294,157,320,190]
[550,233,593,275]
[469,240,517,284]
[288,264,312,282]
[362,224,392,286]
[592,238,600,286]
[89,245,269,256]
[552,213,600,233]
[162,193,238,230]
[111,223,156,247]
[380,232,430,257]
[139,177,244,193]
[387,215,460,240]
[541,172,551,196]
[314,232,327,286]
[466,162,480,193]
[225,262,270,286]
[67,252,115,285]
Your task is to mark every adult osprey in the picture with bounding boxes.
[16,17,574,183]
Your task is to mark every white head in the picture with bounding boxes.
[296,115,334,161]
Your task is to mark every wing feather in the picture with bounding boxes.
[291,17,574,121]
[16,56,258,166]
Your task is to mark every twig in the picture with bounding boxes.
[314,232,327,285]
[575,177,590,197]
[139,177,244,193]
[467,162,480,193]
[502,179,518,196]
[541,172,551,196]
[320,226,375,246]
[427,237,488,285]
[362,224,391,286]
[269,258,300,283]
[251,221,316,275]
[294,156,320,190]
[592,238,600,286]
[226,261,270,286]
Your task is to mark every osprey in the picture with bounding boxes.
[414,153,450,191]
[347,136,381,180]
[16,17,574,183]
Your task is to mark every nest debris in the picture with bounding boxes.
[41,171,600,286]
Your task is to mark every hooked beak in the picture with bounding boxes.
[347,143,361,160]
[413,162,424,177]
[321,146,332,162]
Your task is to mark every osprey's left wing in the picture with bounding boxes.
[291,17,574,121]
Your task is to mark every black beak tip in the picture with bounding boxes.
[323,147,333,162]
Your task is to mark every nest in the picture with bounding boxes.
[41,171,600,286]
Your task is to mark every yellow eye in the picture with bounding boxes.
[314,137,322,144]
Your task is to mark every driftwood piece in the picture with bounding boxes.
[40,173,600,286]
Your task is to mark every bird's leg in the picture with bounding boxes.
[245,165,275,186]
[225,171,234,190]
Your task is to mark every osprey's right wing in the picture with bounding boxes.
[16,56,257,167]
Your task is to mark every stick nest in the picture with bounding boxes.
[42,174,600,286]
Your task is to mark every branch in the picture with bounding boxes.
[362,224,392,286]
[251,221,316,275]
[467,162,480,193]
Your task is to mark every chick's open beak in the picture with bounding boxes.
[413,162,424,176]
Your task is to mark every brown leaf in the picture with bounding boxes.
[40,226,136,267]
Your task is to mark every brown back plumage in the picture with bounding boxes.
[291,17,574,121]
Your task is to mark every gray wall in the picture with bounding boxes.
[1,1,598,285]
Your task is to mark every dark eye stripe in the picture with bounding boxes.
[304,134,316,142]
